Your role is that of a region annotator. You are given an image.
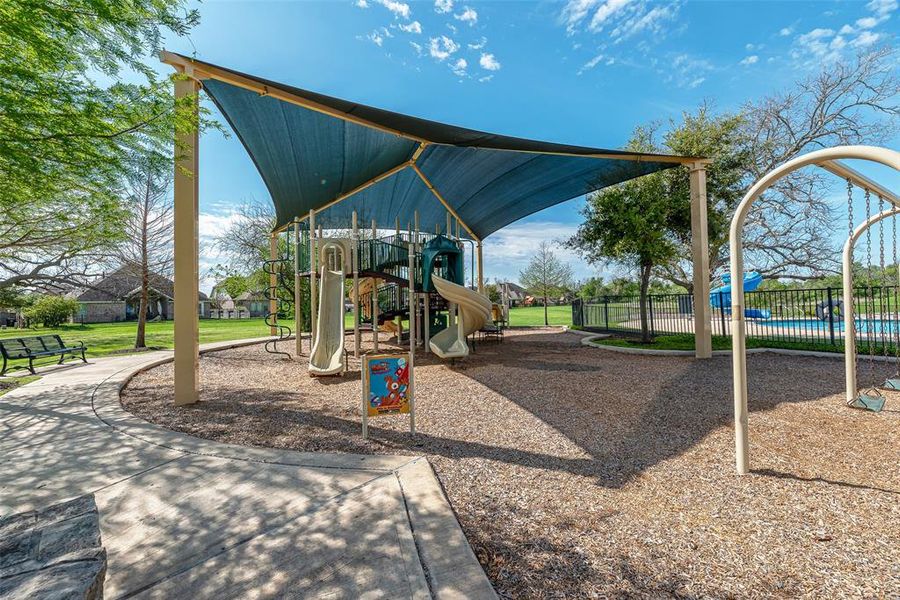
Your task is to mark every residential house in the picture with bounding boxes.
[73,267,210,323]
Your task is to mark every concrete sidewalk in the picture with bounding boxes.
[0,340,495,599]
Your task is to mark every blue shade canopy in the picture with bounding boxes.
[182,54,697,239]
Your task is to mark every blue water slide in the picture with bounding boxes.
[710,272,771,319]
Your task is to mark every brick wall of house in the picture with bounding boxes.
[77,302,126,323]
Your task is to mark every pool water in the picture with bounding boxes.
[760,318,900,334]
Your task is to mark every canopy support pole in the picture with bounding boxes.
[372,219,379,353]
[689,163,712,359]
[352,211,360,358]
[173,74,200,406]
[294,217,302,357]
[309,210,317,346]
[477,241,484,293]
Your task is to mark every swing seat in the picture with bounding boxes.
[883,378,900,390]
[850,394,886,412]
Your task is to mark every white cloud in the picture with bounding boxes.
[867,0,898,19]
[355,0,369,7]
[410,41,423,55]
[856,16,879,28]
[428,35,459,60]
[399,20,422,34]
[377,0,411,19]
[367,29,385,46]
[483,222,591,283]
[582,53,606,71]
[199,211,242,243]
[830,35,847,50]
[450,57,468,76]
[740,55,759,65]
[588,0,631,30]
[478,75,494,83]
[479,52,501,71]
[434,0,453,14]
[455,6,478,25]
[666,53,713,88]
[839,24,855,35]
[468,36,487,50]
[850,30,881,47]
[779,26,793,36]
[561,0,599,35]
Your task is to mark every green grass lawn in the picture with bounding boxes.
[0,319,273,358]
[0,375,40,396]
[0,304,571,363]
[506,305,572,327]
[589,333,846,354]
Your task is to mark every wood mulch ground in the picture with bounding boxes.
[122,328,900,599]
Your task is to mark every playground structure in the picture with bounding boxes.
[160,51,715,407]
[265,208,487,376]
[730,145,900,475]
[710,271,771,320]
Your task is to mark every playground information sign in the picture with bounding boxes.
[362,353,415,438]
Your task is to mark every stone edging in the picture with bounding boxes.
[573,331,897,361]
[94,339,496,599]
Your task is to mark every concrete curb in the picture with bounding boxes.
[396,459,498,600]
[575,332,896,361]
[99,338,497,598]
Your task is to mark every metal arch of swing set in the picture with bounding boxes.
[729,145,900,475]
[842,202,900,411]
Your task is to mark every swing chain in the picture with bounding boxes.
[879,195,887,359]
[894,206,900,374]
[862,188,880,399]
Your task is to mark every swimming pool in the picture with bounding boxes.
[760,318,900,334]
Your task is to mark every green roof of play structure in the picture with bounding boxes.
[179,54,697,239]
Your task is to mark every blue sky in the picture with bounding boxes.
[158,0,899,289]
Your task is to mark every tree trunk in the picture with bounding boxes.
[543,293,549,326]
[135,193,150,348]
[136,263,148,348]
[639,262,652,343]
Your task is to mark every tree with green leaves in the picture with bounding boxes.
[519,241,574,326]
[24,296,80,328]
[659,49,899,288]
[568,127,687,342]
[0,0,206,292]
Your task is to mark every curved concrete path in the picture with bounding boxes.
[0,339,495,599]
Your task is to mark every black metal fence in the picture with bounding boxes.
[572,286,900,351]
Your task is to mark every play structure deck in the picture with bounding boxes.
[263,223,494,375]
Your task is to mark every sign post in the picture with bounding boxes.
[361,353,414,439]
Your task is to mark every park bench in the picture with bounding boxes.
[0,335,87,376]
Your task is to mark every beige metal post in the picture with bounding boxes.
[294,218,302,358]
[173,75,200,406]
[309,210,317,345]
[352,211,360,358]
[372,219,379,352]
[476,241,484,293]
[408,227,416,435]
[689,163,712,359]
[269,234,278,335]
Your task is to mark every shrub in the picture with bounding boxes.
[24,296,80,328]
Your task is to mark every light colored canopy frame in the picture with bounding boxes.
[729,145,900,475]
[161,51,717,407]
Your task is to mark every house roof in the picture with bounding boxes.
[76,267,209,302]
